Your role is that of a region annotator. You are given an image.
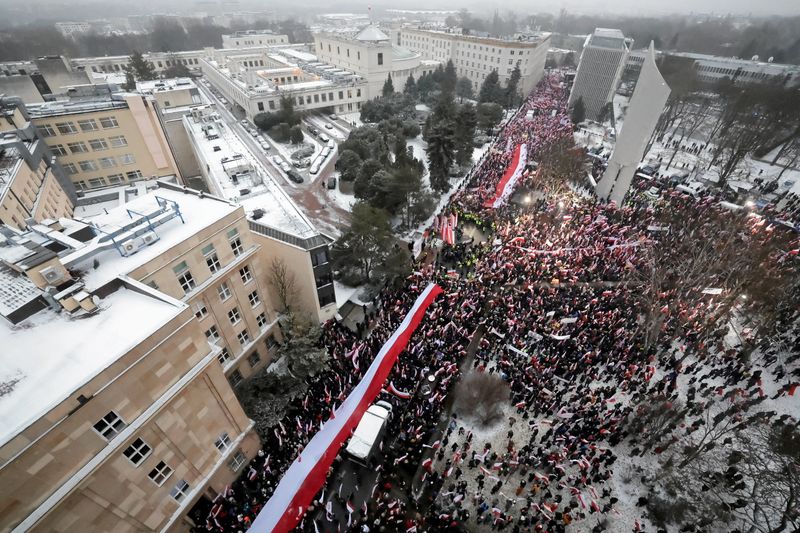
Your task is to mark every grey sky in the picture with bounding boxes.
[1,0,798,17]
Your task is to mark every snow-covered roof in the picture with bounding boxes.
[0,284,185,446]
[64,187,239,291]
[0,266,42,317]
[279,49,318,63]
[355,25,390,42]
[183,114,320,242]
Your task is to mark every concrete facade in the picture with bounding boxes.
[221,30,289,49]
[28,93,181,191]
[569,29,630,121]
[596,43,671,204]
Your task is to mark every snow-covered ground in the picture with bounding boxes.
[407,135,430,184]
[338,112,363,129]
[307,116,349,141]
[325,172,357,212]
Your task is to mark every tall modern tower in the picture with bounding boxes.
[568,28,630,121]
[596,42,671,204]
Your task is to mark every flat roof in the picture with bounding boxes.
[136,77,197,93]
[26,98,128,118]
[183,114,319,241]
[0,284,184,446]
[64,187,239,291]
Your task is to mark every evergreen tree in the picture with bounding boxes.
[404,74,418,98]
[427,121,457,192]
[456,77,473,103]
[289,124,304,144]
[163,53,191,78]
[442,59,457,96]
[454,103,478,166]
[477,102,504,134]
[331,202,394,283]
[505,64,522,108]
[570,97,586,125]
[123,51,157,86]
[478,69,503,105]
[382,74,395,97]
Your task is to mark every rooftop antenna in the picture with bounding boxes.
[368,5,372,24]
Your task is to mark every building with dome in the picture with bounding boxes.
[313,25,440,99]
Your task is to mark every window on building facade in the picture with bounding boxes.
[203,244,220,273]
[194,302,209,320]
[248,290,260,307]
[119,154,136,165]
[228,228,243,256]
[88,177,106,188]
[107,173,124,184]
[55,122,78,134]
[78,119,99,132]
[239,265,252,284]
[50,144,68,156]
[126,170,143,181]
[38,124,57,137]
[217,346,231,365]
[218,282,232,301]
[78,160,98,172]
[205,325,220,343]
[88,138,108,151]
[93,411,126,440]
[109,135,127,147]
[377,53,384,65]
[228,307,241,325]
[148,461,173,486]
[237,329,250,346]
[170,480,190,502]
[123,437,152,466]
[229,450,247,471]
[214,432,231,452]
[248,351,261,367]
[67,141,88,154]
[173,261,196,293]
[98,156,117,169]
[256,312,268,330]
[228,370,244,388]
[99,116,119,129]
[63,163,78,174]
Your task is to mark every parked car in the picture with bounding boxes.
[329,114,338,120]
[319,133,330,143]
[324,123,334,130]
[271,155,282,165]
[280,161,292,173]
[327,177,337,190]
[287,169,304,183]
[260,142,270,151]
[309,127,320,136]
[326,140,335,149]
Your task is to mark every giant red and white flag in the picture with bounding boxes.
[485,143,528,209]
[249,283,443,532]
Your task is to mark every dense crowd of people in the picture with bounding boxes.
[191,72,799,533]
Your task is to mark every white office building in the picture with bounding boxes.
[313,26,439,99]
[569,28,630,121]
[396,27,551,98]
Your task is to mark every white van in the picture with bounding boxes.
[310,162,320,175]
[345,401,392,466]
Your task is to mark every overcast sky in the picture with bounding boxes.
[1,0,799,17]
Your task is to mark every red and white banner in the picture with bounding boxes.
[250,283,443,533]
[485,144,528,209]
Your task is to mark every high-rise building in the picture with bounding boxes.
[596,43,671,204]
[396,28,550,98]
[569,28,630,121]
[0,96,76,229]
[26,90,181,192]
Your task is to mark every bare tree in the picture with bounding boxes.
[269,257,297,316]
[453,372,510,428]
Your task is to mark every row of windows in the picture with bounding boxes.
[61,153,136,174]
[88,57,199,73]
[38,116,119,137]
[73,170,143,190]
[173,230,245,295]
[50,135,128,155]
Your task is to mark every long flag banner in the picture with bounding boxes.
[485,143,528,209]
[250,283,443,532]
